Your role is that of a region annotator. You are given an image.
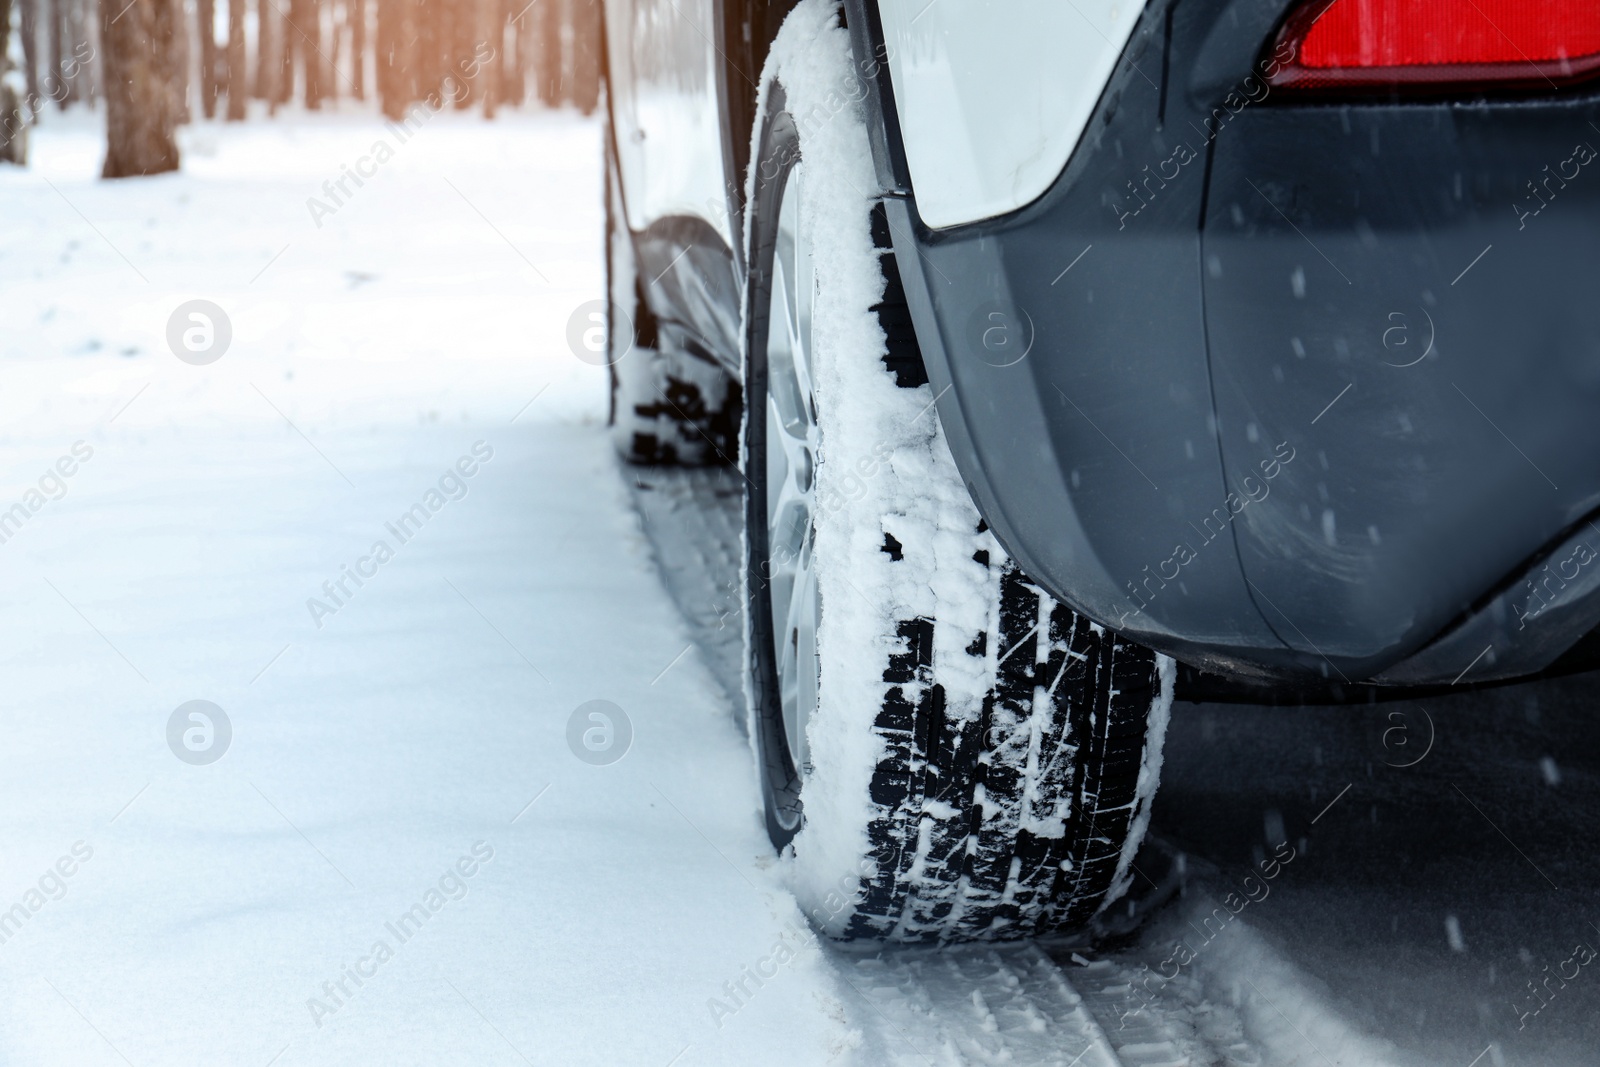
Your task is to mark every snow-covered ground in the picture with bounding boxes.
[0,108,860,1067]
[4,105,1595,1067]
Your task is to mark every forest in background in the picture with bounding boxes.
[0,0,600,175]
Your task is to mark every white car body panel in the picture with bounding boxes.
[605,0,731,244]
[877,0,1149,230]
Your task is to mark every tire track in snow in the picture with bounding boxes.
[830,941,1123,1067]
[1067,953,1245,1067]
[1060,890,1411,1067]
[631,470,1409,1067]
[630,469,1127,1066]
[625,465,749,719]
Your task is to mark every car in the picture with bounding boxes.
[598,0,1600,941]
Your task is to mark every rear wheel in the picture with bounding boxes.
[742,1,1175,942]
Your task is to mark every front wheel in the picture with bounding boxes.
[741,0,1175,942]
[604,119,739,466]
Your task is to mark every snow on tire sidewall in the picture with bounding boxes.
[756,0,998,936]
[1102,653,1177,913]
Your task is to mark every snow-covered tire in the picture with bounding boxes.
[604,126,741,466]
[742,0,1176,943]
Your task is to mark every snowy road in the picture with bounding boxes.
[1158,674,1600,1066]
[3,110,1595,1067]
[1,110,863,1067]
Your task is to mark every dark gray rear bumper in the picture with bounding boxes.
[868,0,1600,685]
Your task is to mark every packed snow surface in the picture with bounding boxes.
[0,107,860,1067]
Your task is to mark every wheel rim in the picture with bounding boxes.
[764,161,820,781]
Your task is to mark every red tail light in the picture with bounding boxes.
[1266,0,1600,92]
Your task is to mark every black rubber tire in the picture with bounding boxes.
[741,2,1173,943]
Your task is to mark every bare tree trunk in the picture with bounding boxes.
[169,0,190,122]
[48,0,95,106]
[430,0,448,103]
[374,0,407,117]
[533,0,557,106]
[498,0,519,105]
[48,0,64,105]
[346,0,362,99]
[322,0,337,103]
[61,0,86,106]
[507,0,528,105]
[287,0,320,107]
[197,0,217,115]
[373,0,394,112]
[19,0,41,113]
[224,0,245,116]
[254,0,273,98]
[74,0,99,102]
[478,0,499,118]
[272,0,292,108]
[253,0,268,96]
[100,0,182,177]
[274,0,292,105]
[0,0,25,164]
[447,0,474,108]
[413,0,438,103]
[0,0,13,94]
[568,0,596,114]
[312,0,328,104]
